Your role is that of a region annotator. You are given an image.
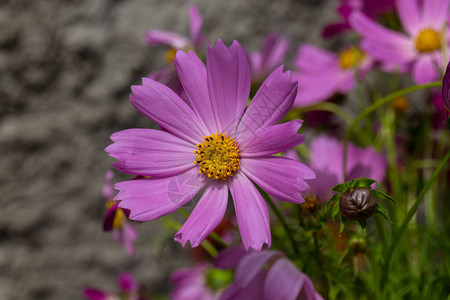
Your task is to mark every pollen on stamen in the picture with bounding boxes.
[193,133,240,181]
[415,28,441,53]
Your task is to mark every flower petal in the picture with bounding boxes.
[214,246,248,269]
[118,272,138,293]
[239,120,305,157]
[261,32,290,74]
[395,0,421,36]
[82,289,113,300]
[349,12,414,54]
[422,0,450,29]
[220,272,266,300]
[241,157,315,204]
[189,5,204,48]
[264,258,304,300]
[130,78,207,144]
[145,30,189,49]
[115,222,138,257]
[234,251,280,287]
[206,39,251,135]
[116,169,205,221]
[106,129,196,178]
[174,50,218,133]
[412,54,439,84]
[294,44,338,72]
[229,172,271,251]
[237,66,297,139]
[360,39,415,65]
[174,182,228,247]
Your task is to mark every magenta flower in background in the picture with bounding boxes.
[305,136,386,202]
[247,32,290,83]
[83,272,147,300]
[214,247,323,300]
[145,5,205,94]
[323,0,395,38]
[293,44,372,107]
[106,39,315,252]
[102,171,138,256]
[145,4,205,52]
[170,264,220,300]
[350,0,450,84]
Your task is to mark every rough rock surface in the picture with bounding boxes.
[0,0,335,299]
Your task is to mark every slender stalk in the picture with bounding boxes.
[259,189,301,259]
[342,81,442,180]
[381,151,450,287]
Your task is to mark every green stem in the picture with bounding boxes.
[259,189,301,259]
[342,81,442,180]
[381,151,450,288]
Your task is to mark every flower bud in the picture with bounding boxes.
[339,188,376,221]
[442,61,450,111]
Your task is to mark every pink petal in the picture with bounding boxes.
[229,172,271,251]
[189,5,204,49]
[412,54,439,84]
[214,246,248,269]
[239,120,305,157]
[206,39,251,135]
[298,274,320,300]
[106,129,196,178]
[349,12,414,53]
[114,222,138,256]
[82,289,114,300]
[360,39,415,65]
[294,44,338,72]
[103,202,119,232]
[118,272,138,293]
[173,50,218,133]
[234,251,280,287]
[130,78,207,144]
[241,157,314,204]
[237,66,297,139]
[322,22,351,38]
[293,71,342,107]
[248,51,264,78]
[263,258,304,300]
[145,30,189,49]
[102,170,115,199]
[395,0,421,36]
[220,272,266,300]
[174,182,228,247]
[261,32,290,75]
[422,0,450,28]
[116,169,205,221]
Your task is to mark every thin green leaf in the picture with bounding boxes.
[332,200,340,221]
[375,202,393,224]
[371,189,398,204]
[325,193,341,214]
[331,183,347,194]
[339,215,347,237]
[356,177,377,188]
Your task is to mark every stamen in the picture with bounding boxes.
[415,28,441,53]
[338,47,365,69]
[194,133,240,181]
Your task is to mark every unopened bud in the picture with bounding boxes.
[339,188,376,221]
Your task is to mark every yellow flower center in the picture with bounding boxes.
[391,96,409,114]
[194,133,240,181]
[415,28,441,53]
[164,48,178,63]
[339,47,365,69]
[106,201,124,229]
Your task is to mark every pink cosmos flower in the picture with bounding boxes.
[106,39,315,252]
[349,0,450,84]
[303,136,386,202]
[170,264,221,300]
[102,171,138,256]
[214,247,323,300]
[293,44,373,107]
[145,5,205,94]
[247,32,290,83]
[83,272,148,300]
[323,0,395,38]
